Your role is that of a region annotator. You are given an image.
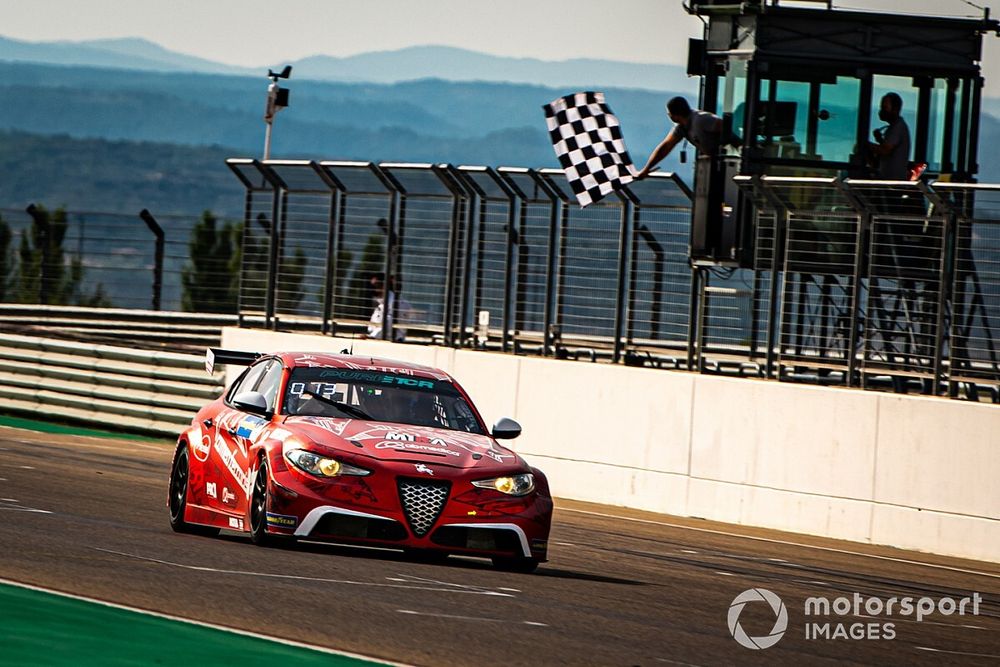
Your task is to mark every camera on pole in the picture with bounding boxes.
[263,65,292,159]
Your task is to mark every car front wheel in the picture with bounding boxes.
[168,446,219,537]
[249,458,294,547]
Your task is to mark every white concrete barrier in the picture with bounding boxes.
[221,327,1000,563]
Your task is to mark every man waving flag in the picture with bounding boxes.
[543,91,637,207]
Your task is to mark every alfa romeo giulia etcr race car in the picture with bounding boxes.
[167,349,552,572]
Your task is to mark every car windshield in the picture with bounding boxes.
[283,368,485,435]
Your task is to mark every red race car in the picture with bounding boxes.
[168,349,552,572]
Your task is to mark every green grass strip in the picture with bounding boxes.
[0,414,170,443]
[0,581,387,666]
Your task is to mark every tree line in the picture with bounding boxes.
[0,207,385,316]
[0,205,109,306]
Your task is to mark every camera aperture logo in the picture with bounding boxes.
[727,587,984,649]
[728,588,788,650]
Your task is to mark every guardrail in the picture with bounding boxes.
[0,304,235,351]
[0,332,222,436]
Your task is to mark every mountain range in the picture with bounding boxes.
[0,35,691,92]
[1,34,999,220]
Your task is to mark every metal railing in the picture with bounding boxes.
[6,163,996,400]
[225,159,700,360]
[213,161,999,400]
[2,161,997,401]
[0,206,233,312]
[727,175,1000,397]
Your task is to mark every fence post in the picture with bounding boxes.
[25,204,51,305]
[921,181,955,396]
[373,164,403,342]
[264,187,282,329]
[139,209,165,311]
[501,187,518,353]
[314,163,344,336]
[612,196,633,364]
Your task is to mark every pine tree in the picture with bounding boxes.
[181,210,238,313]
[15,205,102,305]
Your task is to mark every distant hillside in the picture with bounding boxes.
[0,35,251,75]
[0,130,243,216]
[0,62,690,170]
[292,45,692,91]
[0,35,688,92]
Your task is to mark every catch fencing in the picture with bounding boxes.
[0,206,230,312]
[226,160,1000,399]
[226,159,696,363]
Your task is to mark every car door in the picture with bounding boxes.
[208,359,273,524]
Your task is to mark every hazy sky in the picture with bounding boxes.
[2,0,999,91]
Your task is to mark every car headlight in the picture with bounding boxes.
[284,449,370,477]
[472,473,534,496]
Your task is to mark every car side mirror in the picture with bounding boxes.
[491,417,521,440]
[233,391,271,417]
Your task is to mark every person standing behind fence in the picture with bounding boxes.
[365,272,414,342]
[869,92,911,181]
[635,96,722,178]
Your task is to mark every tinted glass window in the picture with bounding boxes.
[255,361,284,411]
[227,361,269,402]
[283,368,484,434]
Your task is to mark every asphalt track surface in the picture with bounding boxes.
[1,424,998,666]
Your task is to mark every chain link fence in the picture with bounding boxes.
[222,161,1000,398]
[0,206,236,312]
[4,160,998,401]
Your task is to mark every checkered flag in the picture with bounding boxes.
[543,91,637,207]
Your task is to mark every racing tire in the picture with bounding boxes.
[168,446,219,537]
[249,459,295,548]
[491,556,540,573]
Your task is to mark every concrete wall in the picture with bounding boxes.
[221,328,1000,563]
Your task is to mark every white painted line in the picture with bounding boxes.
[0,498,52,514]
[0,577,409,666]
[915,646,1000,659]
[680,549,699,555]
[497,587,521,593]
[553,542,576,547]
[561,507,1000,579]
[714,571,736,577]
[94,548,513,597]
[0,506,52,514]
[396,609,547,627]
[387,574,517,596]
[655,658,705,667]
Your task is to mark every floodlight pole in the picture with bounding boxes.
[264,117,274,161]
[263,66,292,160]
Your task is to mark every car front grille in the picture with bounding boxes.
[397,479,450,537]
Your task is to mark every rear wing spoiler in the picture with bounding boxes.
[205,348,262,375]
